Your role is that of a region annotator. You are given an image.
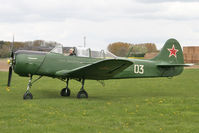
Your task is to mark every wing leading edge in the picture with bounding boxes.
[55,59,133,80]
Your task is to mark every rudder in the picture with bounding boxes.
[152,38,184,64]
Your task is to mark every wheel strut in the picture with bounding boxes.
[23,75,33,100]
[60,78,71,97]
[77,78,88,98]
[80,78,85,91]
[23,75,42,100]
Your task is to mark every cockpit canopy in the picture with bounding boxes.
[50,45,117,59]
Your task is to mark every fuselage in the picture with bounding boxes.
[13,50,183,80]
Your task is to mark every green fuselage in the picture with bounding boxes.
[13,50,183,80]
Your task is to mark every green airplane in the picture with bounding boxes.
[7,38,190,99]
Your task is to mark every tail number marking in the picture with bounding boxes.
[134,65,144,74]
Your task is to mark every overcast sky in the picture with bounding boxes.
[0,0,199,50]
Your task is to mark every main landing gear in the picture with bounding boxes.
[77,78,88,98]
[60,78,88,99]
[60,78,71,97]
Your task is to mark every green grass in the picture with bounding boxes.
[0,69,199,133]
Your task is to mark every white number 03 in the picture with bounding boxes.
[134,64,144,74]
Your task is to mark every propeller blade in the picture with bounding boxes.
[11,35,14,51]
[7,66,12,91]
[11,51,14,58]
[10,36,14,59]
[6,36,15,91]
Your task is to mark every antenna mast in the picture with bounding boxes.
[84,36,86,48]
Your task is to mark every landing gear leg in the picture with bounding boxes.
[60,78,71,97]
[23,75,42,100]
[77,78,88,98]
[23,75,33,100]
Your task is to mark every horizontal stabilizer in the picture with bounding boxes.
[157,63,193,67]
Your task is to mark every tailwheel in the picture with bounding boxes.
[60,87,71,97]
[23,91,33,100]
[77,90,88,98]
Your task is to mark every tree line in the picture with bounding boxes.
[0,39,159,58]
[107,42,158,57]
[0,40,60,58]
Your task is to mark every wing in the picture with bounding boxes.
[55,59,133,80]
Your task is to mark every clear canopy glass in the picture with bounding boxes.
[50,45,117,59]
[50,45,63,54]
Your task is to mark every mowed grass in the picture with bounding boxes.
[0,69,199,133]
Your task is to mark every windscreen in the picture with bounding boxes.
[50,45,63,54]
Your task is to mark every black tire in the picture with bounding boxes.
[23,92,33,100]
[77,90,88,98]
[60,87,71,97]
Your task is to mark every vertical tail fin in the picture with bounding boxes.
[152,38,184,64]
[152,38,185,77]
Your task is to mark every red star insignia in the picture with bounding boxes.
[168,45,178,58]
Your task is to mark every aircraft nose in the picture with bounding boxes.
[7,59,11,65]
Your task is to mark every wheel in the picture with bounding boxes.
[23,91,33,100]
[77,90,88,98]
[60,87,71,97]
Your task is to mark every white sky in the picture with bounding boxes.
[0,0,199,50]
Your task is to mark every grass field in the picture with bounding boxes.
[0,69,199,133]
